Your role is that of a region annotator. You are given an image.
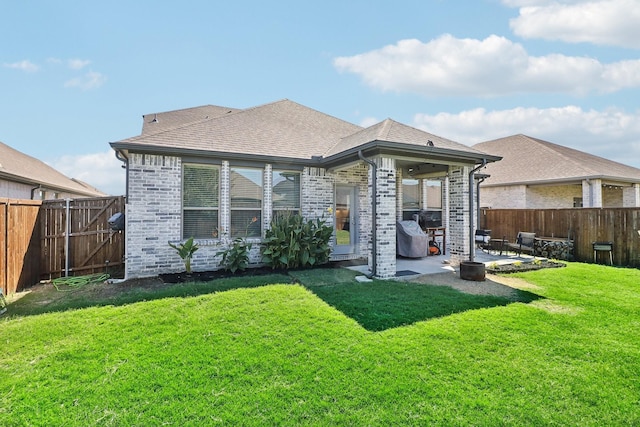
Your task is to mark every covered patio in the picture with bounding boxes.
[347,250,545,279]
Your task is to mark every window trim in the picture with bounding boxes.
[230,166,264,239]
[271,169,301,217]
[182,162,221,240]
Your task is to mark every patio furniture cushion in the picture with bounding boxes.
[397,220,430,258]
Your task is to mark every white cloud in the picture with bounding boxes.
[68,59,91,70]
[333,35,640,97]
[3,60,39,73]
[412,105,640,168]
[64,71,107,90]
[359,116,380,128]
[47,150,126,196]
[508,0,640,48]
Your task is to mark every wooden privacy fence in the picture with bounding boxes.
[480,208,640,267]
[1,196,125,295]
[41,196,125,280]
[1,199,41,295]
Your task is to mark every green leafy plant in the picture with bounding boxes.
[216,217,258,273]
[513,261,523,267]
[217,238,253,273]
[261,213,334,270]
[168,237,199,273]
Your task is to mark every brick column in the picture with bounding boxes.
[263,164,273,236]
[125,154,182,278]
[623,183,640,207]
[220,161,230,240]
[582,179,603,207]
[373,157,396,279]
[447,165,470,265]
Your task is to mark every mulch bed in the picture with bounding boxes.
[158,259,367,283]
[485,260,566,274]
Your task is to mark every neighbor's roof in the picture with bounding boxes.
[113,99,494,165]
[473,134,640,186]
[0,141,106,197]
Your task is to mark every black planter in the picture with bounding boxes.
[460,261,486,281]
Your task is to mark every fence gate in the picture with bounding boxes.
[40,196,125,280]
[1,199,41,295]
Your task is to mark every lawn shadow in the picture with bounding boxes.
[291,268,542,332]
[5,273,293,318]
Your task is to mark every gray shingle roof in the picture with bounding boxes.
[113,100,491,165]
[120,99,362,160]
[325,119,488,157]
[473,134,640,186]
[0,141,106,197]
[141,105,240,135]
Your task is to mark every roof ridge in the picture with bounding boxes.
[142,104,232,117]
[523,135,600,176]
[379,118,394,140]
[125,107,245,141]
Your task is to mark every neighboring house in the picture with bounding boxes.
[111,99,499,279]
[0,141,106,200]
[474,134,640,209]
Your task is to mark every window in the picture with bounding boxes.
[272,170,301,218]
[573,197,583,208]
[183,164,219,239]
[426,180,442,209]
[403,178,444,227]
[402,179,421,220]
[230,167,262,238]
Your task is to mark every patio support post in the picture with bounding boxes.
[358,151,377,277]
[468,159,486,262]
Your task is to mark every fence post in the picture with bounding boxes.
[65,198,71,277]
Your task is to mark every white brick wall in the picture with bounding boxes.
[125,154,183,278]
[447,165,470,265]
[373,157,397,279]
[526,184,582,208]
[481,185,527,209]
[127,159,375,279]
[623,183,640,207]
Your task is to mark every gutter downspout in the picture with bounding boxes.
[358,150,377,278]
[468,159,487,262]
[115,150,129,200]
[30,185,43,200]
[111,149,130,283]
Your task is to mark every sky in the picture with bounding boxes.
[2,0,639,196]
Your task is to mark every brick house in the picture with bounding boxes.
[110,100,498,279]
[474,134,640,209]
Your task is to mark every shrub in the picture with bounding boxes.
[217,238,252,273]
[168,237,199,273]
[261,213,334,270]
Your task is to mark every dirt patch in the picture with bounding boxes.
[407,271,540,300]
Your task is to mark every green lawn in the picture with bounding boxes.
[1,263,639,425]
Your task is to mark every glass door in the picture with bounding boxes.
[334,185,357,255]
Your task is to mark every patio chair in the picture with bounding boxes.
[397,220,430,258]
[504,232,536,256]
[475,229,491,251]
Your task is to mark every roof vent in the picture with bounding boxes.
[151,114,159,123]
[427,140,434,147]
